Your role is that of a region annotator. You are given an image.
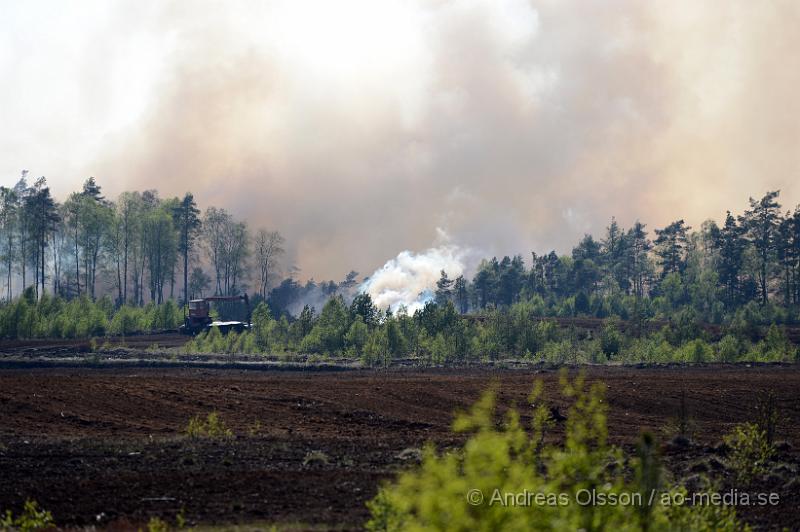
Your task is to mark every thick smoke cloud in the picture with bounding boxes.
[3,0,800,283]
[363,242,472,313]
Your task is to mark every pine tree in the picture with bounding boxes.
[0,186,18,301]
[497,255,525,306]
[776,212,794,306]
[791,208,800,305]
[453,275,469,314]
[173,193,201,306]
[350,292,379,326]
[626,221,652,299]
[81,177,105,203]
[25,177,60,298]
[741,191,781,304]
[573,235,602,296]
[339,270,359,292]
[472,265,492,309]
[13,174,30,291]
[712,211,746,307]
[435,269,453,305]
[653,219,691,278]
[602,217,629,293]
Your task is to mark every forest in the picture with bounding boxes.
[1,175,800,365]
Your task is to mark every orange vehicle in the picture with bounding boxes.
[181,294,251,335]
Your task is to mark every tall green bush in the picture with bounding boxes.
[366,373,745,531]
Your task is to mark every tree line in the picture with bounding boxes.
[185,291,797,366]
[430,190,800,325]
[1,175,800,331]
[0,174,286,307]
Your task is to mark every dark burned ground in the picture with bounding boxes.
[0,333,190,351]
[1,365,799,530]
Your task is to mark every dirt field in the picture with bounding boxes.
[1,363,799,530]
[0,332,190,352]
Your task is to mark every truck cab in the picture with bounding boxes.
[181,295,251,335]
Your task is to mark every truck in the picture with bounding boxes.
[180,294,251,335]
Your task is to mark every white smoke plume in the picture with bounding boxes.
[362,244,471,314]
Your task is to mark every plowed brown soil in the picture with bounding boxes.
[1,364,799,530]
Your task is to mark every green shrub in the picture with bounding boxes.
[183,330,206,354]
[185,327,259,355]
[716,334,742,363]
[109,305,145,335]
[186,411,233,439]
[538,339,574,365]
[251,302,273,350]
[586,339,607,364]
[723,422,773,484]
[223,331,239,354]
[145,299,182,331]
[239,331,257,353]
[677,339,713,364]
[620,335,675,364]
[1,499,54,531]
[533,320,559,345]
[363,327,390,367]
[96,295,115,319]
[665,307,703,346]
[729,302,763,341]
[206,326,224,352]
[0,294,191,340]
[760,324,796,361]
[345,317,369,357]
[600,319,622,357]
[299,326,324,353]
[366,372,745,531]
[146,516,169,532]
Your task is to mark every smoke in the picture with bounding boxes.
[362,243,472,313]
[286,285,342,318]
[3,0,800,283]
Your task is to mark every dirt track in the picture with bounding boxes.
[1,364,799,530]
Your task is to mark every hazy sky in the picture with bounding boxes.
[2,0,799,281]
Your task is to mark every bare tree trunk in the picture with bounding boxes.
[170,261,175,300]
[40,236,45,297]
[116,253,123,305]
[52,232,59,296]
[74,228,80,297]
[123,242,128,305]
[122,211,129,305]
[6,233,12,301]
[183,230,189,306]
[20,236,26,291]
